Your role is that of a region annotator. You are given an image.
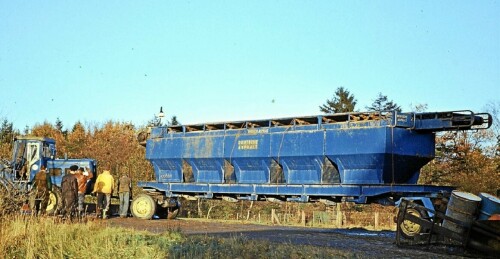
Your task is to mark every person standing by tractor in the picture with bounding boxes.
[61,165,79,219]
[117,171,131,218]
[31,165,52,215]
[93,169,115,219]
[75,167,93,216]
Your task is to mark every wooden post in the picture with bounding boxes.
[301,210,306,227]
[336,203,342,227]
[342,211,347,227]
[271,209,281,225]
[374,212,379,230]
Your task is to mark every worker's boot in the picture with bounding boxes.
[102,209,108,219]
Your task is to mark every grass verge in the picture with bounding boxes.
[0,215,357,259]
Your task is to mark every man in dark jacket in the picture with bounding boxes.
[32,165,52,215]
[61,165,79,218]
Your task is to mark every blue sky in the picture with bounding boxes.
[1,1,499,131]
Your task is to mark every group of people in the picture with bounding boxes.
[32,165,132,219]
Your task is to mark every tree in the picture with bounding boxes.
[366,93,401,112]
[0,119,14,143]
[319,87,357,113]
[66,121,87,158]
[55,117,68,137]
[0,118,17,159]
[420,128,499,194]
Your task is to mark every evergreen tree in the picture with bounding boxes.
[319,87,357,113]
[0,118,17,158]
[55,117,64,132]
[0,119,14,143]
[366,93,401,112]
[55,117,68,137]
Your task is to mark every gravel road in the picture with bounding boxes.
[104,217,480,258]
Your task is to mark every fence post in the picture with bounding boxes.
[336,203,342,227]
[271,209,281,225]
[301,210,306,226]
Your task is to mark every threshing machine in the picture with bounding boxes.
[0,136,97,214]
[131,110,492,223]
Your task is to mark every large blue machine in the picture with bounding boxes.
[132,110,492,219]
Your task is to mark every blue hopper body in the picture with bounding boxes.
[137,110,491,205]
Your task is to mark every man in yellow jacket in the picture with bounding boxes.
[93,170,115,219]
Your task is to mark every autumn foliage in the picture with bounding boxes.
[419,128,500,195]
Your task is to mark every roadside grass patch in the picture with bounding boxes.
[0,215,182,259]
[1,215,357,258]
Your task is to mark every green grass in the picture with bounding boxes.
[0,216,181,259]
[0,215,356,259]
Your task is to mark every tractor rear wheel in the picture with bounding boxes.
[131,193,156,220]
[46,187,62,216]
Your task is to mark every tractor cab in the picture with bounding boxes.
[10,136,56,182]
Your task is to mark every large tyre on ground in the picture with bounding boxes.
[399,207,426,239]
[131,193,156,220]
[46,187,62,215]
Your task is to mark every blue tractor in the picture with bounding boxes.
[132,109,492,232]
[0,136,97,214]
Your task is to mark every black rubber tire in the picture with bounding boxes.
[131,193,156,220]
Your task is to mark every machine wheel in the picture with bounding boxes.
[399,208,424,239]
[131,193,156,220]
[46,187,62,215]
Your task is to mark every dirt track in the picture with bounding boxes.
[105,217,472,258]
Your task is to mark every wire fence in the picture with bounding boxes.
[183,202,398,230]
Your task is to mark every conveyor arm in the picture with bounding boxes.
[395,110,493,132]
